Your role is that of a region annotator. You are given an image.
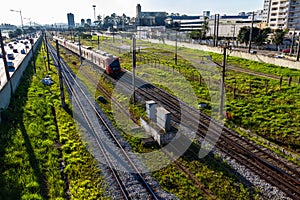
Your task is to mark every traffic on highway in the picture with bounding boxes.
[0,34,38,90]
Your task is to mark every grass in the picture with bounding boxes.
[0,41,108,199]
[56,41,260,199]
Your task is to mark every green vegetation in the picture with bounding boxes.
[0,41,107,199]
[57,42,259,199]
[83,36,300,165]
[102,38,300,151]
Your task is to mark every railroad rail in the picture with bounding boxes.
[47,40,160,200]
[117,72,300,199]
[55,37,300,199]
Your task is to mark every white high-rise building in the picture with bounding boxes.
[263,0,300,30]
[262,0,272,23]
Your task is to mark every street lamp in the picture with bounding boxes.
[10,9,24,35]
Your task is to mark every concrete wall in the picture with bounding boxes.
[147,38,300,70]
[0,36,42,111]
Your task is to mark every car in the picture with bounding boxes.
[275,54,284,58]
[20,49,26,54]
[7,61,15,72]
[250,50,257,54]
[13,49,18,53]
[25,45,30,49]
[7,53,14,60]
[282,48,293,53]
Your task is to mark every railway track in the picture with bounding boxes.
[69,59,218,198]
[47,41,162,200]
[54,37,300,199]
[115,72,300,199]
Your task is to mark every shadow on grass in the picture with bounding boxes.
[0,44,49,199]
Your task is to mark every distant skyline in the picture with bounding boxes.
[0,0,263,26]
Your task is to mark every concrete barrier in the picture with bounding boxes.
[0,35,42,111]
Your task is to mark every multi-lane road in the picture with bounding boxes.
[0,37,37,90]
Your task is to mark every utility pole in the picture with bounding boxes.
[44,33,50,73]
[132,34,136,104]
[290,30,295,56]
[231,24,236,46]
[97,35,100,50]
[297,36,300,61]
[30,39,36,74]
[215,14,220,47]
[213,14,217,47]
[175,30,178,65]
[0,30,13,96]
[55,40,66,108]
[248,11,255,53]
[78,32,83,65]
[219,46,227,118]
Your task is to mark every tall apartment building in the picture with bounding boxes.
[263,0,300,30]
[288,0,300,30]
[263,0,272,23]
[67,13,75,28]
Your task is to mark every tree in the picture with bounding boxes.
[252,27,272,46]
[201,16,209,40]
[237,26,250,46]
[8,28,22,38]
[188,30,203,40]
[272,29,286,50]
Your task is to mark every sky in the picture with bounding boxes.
[1,0,263,26]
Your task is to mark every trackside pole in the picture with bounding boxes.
[55,40,66,108]
[132,34,136,104]
[44,33,50,73]
[219,46,226,118]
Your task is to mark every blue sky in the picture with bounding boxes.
[0,0,263,26]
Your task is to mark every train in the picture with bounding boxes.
[54,36,121,75]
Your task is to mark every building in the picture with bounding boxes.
[0,24,17,31]
[287,0,300,30]
[169,12,263,38]
[86,19,92,26]
[263,0,300,31]
[135,4,168,26]
[67,13,75,28]
[262,0,272,23]
[168,15,205,31]
[207,14,262,38]
[81,19,85,27]
[136,26,166,39]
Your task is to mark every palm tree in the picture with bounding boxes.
[201,16,210,40]
[272,29,287,51]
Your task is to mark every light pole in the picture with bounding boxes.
[93,5,96,24]
[10,9,24,35]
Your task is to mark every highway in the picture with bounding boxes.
[0,36,37,90]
